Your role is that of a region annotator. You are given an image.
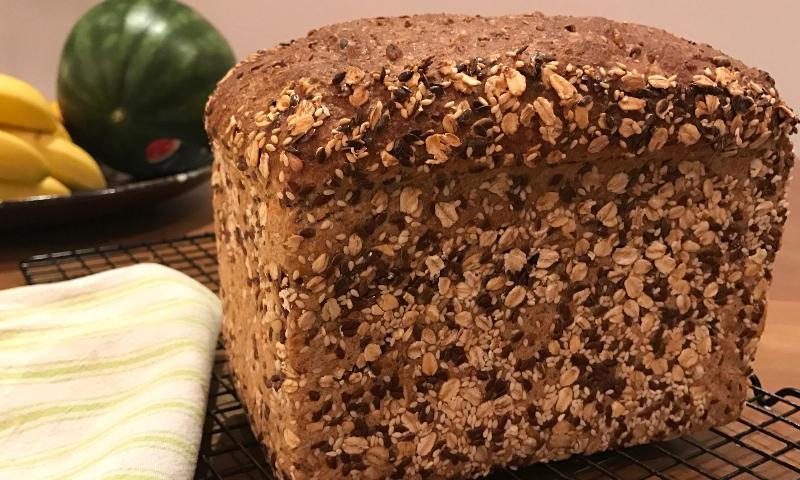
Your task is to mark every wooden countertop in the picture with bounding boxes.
[0,181,798,392]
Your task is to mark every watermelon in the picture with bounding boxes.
[57,0,235,179]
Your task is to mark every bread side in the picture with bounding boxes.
[208,13,797,480]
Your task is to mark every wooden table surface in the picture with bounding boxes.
[0,181,798,392]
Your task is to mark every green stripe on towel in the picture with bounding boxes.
[0,339,208,383]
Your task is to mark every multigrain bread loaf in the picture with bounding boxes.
[206,13,797,479]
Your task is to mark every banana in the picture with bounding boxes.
[54,122,71,141]
[0,74,57,133]
[50,101,62,122]
[39,136,106,190]
[0,176,69,201]
[0,129,49,183]
[47,101,70,138]
[3,129,105,191]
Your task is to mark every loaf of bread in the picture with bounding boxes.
[206,13,797,479]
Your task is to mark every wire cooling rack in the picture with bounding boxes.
[18,232,800,480]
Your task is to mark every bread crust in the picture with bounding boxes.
[207,13,797,480]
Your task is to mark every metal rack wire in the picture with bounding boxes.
[18,232,800,480]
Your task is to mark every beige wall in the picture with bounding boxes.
[0,0,798,114]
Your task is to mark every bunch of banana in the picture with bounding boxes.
[0,73,106,201]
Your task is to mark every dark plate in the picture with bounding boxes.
[0,165,211,229]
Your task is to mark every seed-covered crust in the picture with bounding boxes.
[206,13,797,480]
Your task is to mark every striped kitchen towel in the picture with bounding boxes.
[0,263,222,480]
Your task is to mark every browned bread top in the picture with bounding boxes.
[205,13,797,200]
